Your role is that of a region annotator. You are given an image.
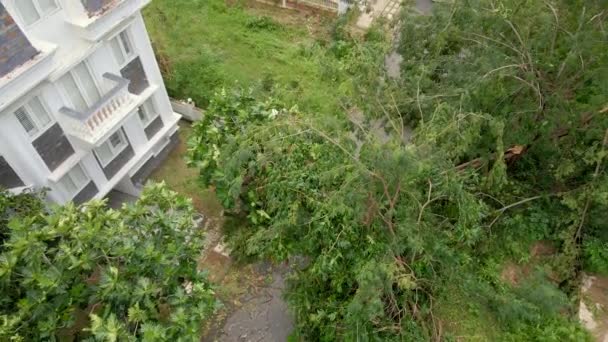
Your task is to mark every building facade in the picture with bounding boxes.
[0,0,181,204]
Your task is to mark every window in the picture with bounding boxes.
[15,0,58,26]
[110,30,135,67]
[58,163,89,199]
[14,96,52,137]
[57,62,101,112]
[137,99,158,126]
[95,129,128,166]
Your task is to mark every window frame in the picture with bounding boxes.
[58,163,90,200]
[57,61,102,111]
[94,129,129,167]
[137,99,160,127]
[13,95,55,140]
[15,0,61,27]
[109,28,137,69]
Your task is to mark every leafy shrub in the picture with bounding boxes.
[0,189,45,249]
[261,73,276,92]
[186,0,607,339]
[0,183,218,340]
[583,238,608,275]
[503,318,592,342]
[245,16,281,31]
[165,49,224,107]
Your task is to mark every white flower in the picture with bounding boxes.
[183,281,193,294]
[269,109,279,119]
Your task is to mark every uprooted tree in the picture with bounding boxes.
[188,0,606,339]
[0,183,218,340]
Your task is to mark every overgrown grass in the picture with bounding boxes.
[143,0,343,114]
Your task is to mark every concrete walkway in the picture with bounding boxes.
[202,260,294,342]
[356,0,433,29]
[356,0,401,29]
[215,270,293,341]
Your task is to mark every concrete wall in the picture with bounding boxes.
[171,99,203,122]
[0,3,38,77]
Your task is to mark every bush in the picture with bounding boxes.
[583,238,608,275]
[0,184,218,340]
[165,49,224,107]
[245,16,282,31]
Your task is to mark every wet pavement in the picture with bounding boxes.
[202,261,294,342]
[214,270,293,341]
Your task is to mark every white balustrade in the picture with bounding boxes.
[60,73,135,145]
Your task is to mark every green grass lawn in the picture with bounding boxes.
[149,122,223,220]
[143,0,344,220]
[143,0,342,114]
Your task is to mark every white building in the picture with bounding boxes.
[0,0,181,204]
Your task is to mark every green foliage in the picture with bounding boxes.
[245,16,282,31]
[0,189,45,249]
[164,50,225,108]
[503,318,592,342]
[186,0,606,340]
[189,87,595,339]
[0,184,218,340]
[583,238,608,275]
[143,0,355,113]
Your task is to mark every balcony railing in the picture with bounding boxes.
[60,73,136,146]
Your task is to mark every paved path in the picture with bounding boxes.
[380,0,401,19]
[201,250,294,342]
[356,0,433,29]
[356,0,398,29]
[213,269,293,341]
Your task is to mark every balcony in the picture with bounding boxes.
[65,0,152,42]
[60,73,137,147]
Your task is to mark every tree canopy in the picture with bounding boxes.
[187,0,607,340]
[0,184,217,341]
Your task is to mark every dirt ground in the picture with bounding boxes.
[229,0,335,38]
[580,274,608,342]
